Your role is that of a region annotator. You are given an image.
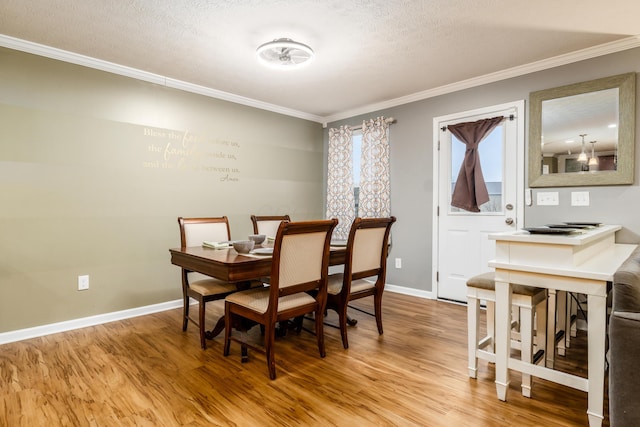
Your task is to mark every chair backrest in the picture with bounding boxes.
[178,216,231,283]
[178,216,231,247]
[250,215,291,237]
[344,217,397,283]
[268,219,338,308]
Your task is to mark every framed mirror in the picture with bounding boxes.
[528,72,636,187]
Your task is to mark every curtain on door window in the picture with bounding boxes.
[359,116,391,218]
[326,125,355,240]
[448,116,504,212]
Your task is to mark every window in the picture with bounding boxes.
[450,124,504,213]
[327,116,391,239]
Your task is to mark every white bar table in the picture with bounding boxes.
[488,225,636,427]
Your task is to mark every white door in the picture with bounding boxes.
[433,101,524,302]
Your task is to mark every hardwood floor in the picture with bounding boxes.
[0,292,607,426]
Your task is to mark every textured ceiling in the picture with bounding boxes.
[1,0,640,122]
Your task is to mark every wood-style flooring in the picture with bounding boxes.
[0,292,607,426]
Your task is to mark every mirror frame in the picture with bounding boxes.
[528,72,636,187]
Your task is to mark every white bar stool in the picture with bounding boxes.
[467,272,547,398]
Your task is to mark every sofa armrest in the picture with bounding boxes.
[609,312,640,426]
[612,248,640,312]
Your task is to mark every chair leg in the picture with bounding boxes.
[338,305,349,349]
[264,322,277,380]
[570,294,578,338]
[565,292,578,349]
[534,295,547,361]
[223,305,232,356]
[374,292,384,335]
[315,309,326,358]
[182,294,190,331]
[294,316,304,333]
[486,301,496,354]
[520,304,534,398]
[545,289,557,368]
[199,299,207,349]
[556,291,567,357]
[467,295,480,378]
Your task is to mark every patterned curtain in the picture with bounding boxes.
[326,125,355,240]
[359,116,391,218]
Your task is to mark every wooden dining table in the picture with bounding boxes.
[169,243,348,338]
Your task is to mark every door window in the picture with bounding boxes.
[450,125,504,214]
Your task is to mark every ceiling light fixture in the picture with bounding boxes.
[256,38,314,70]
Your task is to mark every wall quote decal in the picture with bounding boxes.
[142,126,240,182]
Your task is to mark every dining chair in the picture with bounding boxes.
[250,214,291,238]
[178,216,239,349]
[466,271,547,397]
[325,216,396,349]
[250,214,292,292]
[223,218,338,379]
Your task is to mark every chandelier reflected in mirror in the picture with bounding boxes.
[588,141,599,168]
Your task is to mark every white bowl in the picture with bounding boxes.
[248,234,266,245]
[233,240,255,254]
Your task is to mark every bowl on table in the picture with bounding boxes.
[248,234,266,245]
[233,240,255,254]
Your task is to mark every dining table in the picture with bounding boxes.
[169,242,348,338]
[488,224,637,427]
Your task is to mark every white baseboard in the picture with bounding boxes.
[0,299,183,345]
[386,283,435,300]
[0,284,435,346]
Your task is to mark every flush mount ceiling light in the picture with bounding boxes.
[256,38,314,69]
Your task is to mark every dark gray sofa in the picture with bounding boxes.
[609,246,640,426]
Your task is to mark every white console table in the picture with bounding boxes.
[488,224,636,427]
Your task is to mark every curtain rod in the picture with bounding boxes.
[440,114,514,132]
[349,117,396,131]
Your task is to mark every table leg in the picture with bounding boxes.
[206,281,256,340]
[494,278,511,401]
[586,293,606,427]
[205,317,226,340]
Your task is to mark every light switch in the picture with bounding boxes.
[536,191,559,206]
[571,191,590,206]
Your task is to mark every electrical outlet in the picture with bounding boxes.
[78,275,89,291]
[395,258,402,269]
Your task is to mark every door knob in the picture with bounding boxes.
[505,217,514,225]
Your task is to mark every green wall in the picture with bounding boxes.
[0,47,324,332]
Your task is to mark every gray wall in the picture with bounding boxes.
[0,47,324,332]
[2,44,638,333]
[326,47,640,294]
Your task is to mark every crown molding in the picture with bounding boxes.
[0,34,325,124]
[322,35,640,124]
[2,33,639,126]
